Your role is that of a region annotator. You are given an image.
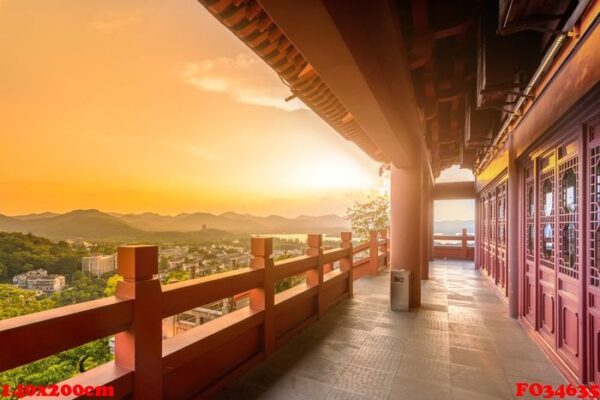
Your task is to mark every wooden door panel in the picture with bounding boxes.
[540,284,556,341]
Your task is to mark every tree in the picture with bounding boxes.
[274,252,305,294]
[51,272,106,306]
[159,255,169,272]
[0,338,113,390]
[0,285,113,392]
[0,232,87,283]
[162,268,189,284]
[345,193,390,241]
[104,274,122,296]
[0,285,55,319]
[0,261,7,281]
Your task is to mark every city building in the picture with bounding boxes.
[81,255,117,277]
[12,269,65,294]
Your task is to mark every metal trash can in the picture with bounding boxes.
[390,269,410,311]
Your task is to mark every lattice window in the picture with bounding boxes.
[542,178,554,217]
[525,165,535,261]
[490,194,496,242]
[558,156,579,278]
[561,224,577,274]
[527,185,535,217]
[542,223,554,260]
[497,184,506,247]
[483,196,489,241]
[590,141,600,287]
[528,224,535,257]
[539,164,555,269]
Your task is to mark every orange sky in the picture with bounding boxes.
[0,0,473,220]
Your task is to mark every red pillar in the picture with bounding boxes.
[429,193,435,261]
[475,196,481,269]
[115,245,163,400]
[421,170,431,280]
[391,164,422,308]
[507,134,519,319]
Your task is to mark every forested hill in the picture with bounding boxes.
[0,209,350,242]
[0,232,87,282]
[0,209,237,243]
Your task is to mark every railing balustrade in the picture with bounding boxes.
[0,231,389,399]
[433,228,474,260]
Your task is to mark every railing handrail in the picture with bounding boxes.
[0,296,133,372]
[273,254,319,281]
[162,267,263,318]
[353,242,370,253]
[434,234,474,241]
[433,228,475,261]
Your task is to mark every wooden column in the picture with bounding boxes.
[369,231,379,275]
[115,245,162,400]
[249,237,275,355]
[474,195,481,269]
[429,193,435,261]
[340,232,353,296]
[306,234,324,318]
[507,134,519,319]
[421,170,431,280]
[391,163,422,308]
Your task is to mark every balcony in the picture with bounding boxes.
[433,229,475,261]
[0,224,568,399]
[218,260,568,400]
[0,231,390,399]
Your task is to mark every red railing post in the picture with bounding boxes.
[306,234,324,318]
[369,231,378,275]
[461,228,468,259]
[340,232,353,296]
[249,237,275,356]
[379,229,388,268]
[323,245,333,274]
[114,245,162,400]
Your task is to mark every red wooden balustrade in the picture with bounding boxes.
[0,231,389,399]
[433,228,474,260]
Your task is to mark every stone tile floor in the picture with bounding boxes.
[216,260,568,399]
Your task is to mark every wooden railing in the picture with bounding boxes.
[433,228,474,260]
[0,231,389,400]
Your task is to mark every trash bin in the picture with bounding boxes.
[390,269,410,311]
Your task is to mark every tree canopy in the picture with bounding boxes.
[345,194,390,241]
[0,284,55,319]
[0,283,115,391]
[0,232,87,282]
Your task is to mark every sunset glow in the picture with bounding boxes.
[0,0,469,220]
[0,0,382,217]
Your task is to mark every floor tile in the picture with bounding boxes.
[217,261,568,399]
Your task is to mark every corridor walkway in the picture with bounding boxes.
[217,260,567,399]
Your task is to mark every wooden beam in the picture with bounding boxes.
[432,181,475,200]
[257,0,424,168]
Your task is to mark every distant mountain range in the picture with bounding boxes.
[0,209,351,242]
[0,209,473,242]
[434,220,474,235]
